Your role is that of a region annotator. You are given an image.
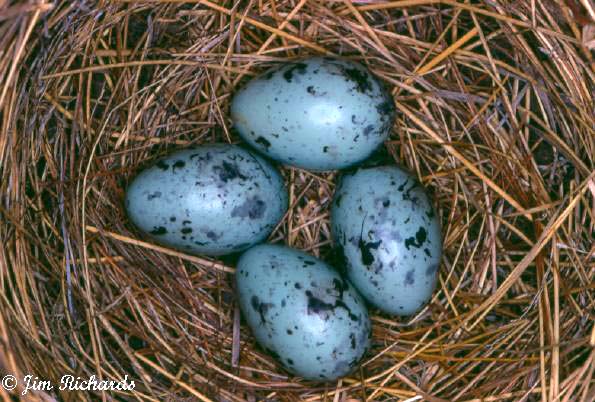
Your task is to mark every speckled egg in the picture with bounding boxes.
[231,57,395,171]
[125,144,288,256]
[236,244,371,381]
[330,166,442,315]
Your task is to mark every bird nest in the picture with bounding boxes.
[1,1,594,401]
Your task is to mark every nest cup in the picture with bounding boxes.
[1,1,594,401]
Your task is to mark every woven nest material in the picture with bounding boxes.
[1,1,594,401]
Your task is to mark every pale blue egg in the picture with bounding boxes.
[331,166,442,315]
[236,244,371,380]
[231,57,395,171]
[125,144,288,256]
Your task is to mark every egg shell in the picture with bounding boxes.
[231,57,395,171]
[125,144,288,256]
[330,166,441,315]
[236,244,371,381]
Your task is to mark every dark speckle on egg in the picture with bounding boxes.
[404,227,428,250]
[156,160,169,170]
[251,295,274,325]
[358,238,381,266]
[150,226,167,235]
[404,269,415,286]
[401,182,420,204]
[255,136,271,150]
[231,196,267,219]
[362,124,375,137]
[305,290,358,322]
[206,231,221,241]
[213,161,248,183]
[397,179,408,192]
[172,160,185,171]
[147,191,162,200]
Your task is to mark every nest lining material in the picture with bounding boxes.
[0,0,594,401]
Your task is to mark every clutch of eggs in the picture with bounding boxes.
[122,56,446,382]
